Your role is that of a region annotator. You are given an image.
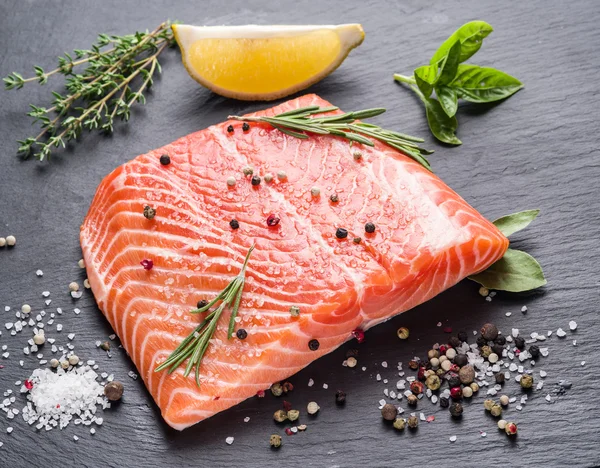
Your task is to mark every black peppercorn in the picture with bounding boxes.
[197,299,208,309]
[457,331,468,342]
[365,222,376,233]
[353,237,361,244]
[495,335,506,346]
[448,336,461,348]
[476,336,488,347]
[330,194,339,203]
[335,390,346,405]
[514,336,526,349]
[242,122,250,132]
[227,125,234,133]
[453,354,468,367]
[143,205,156,220]
[492,344,505,356]
[236,328,248,340]
[346,349,359,358]
[481,323,499,341]
[529,344,540,358]
[251,175,261,186]
[449,402,463,418]
[159,154,171,165]
[446,373,461,389]
[308,339,320,351]
[335,228,348,239]
[495,372,506,384]
[439,396,450,408]
[229,219,240,229]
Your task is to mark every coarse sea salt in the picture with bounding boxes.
[21,366,108,432]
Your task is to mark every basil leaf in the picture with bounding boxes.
[436,40,461,86]
[435,86,458,117]
[450,64,523,103]
[430,20,493,65]
[493,209,540,237]
[424,97,461,145]
[413,65,437,98]
[468,248,546,292]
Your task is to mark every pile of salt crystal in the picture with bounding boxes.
[21,365,109,431]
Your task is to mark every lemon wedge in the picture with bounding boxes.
[172,24,364,101]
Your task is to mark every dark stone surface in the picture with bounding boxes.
[1,0,599,466]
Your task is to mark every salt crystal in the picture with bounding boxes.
[383,389,389,397]
[109,334,116,340]
[419,413,426,421]
[74,308,81,315]
[516,405,523,411]
[56,324,63,332]
[481,432,487,437]
[573,340,577,346]
[2,352,9,358]
[6,427,13,433]
[36,270,43,277]
[68,333,75,340]
[5,323,13,330]
[90,428,96,434]
[244,417,250,423]
[581,361,586,366]
[521,306,527,313]
[4,306,10,312]
[539,370,547,378]
[505,312,512,317]
[71,291,83,299]
[512,328,519,338]
[540,348,549,357]
[431,395,438,404]
[73,435,79,441]
[381,361,388,368]
[42,291,50,297]
[548,330,552,336]
[389,390,397,399]
[556,328,566,338]
[569,321,577,331]
[383,379,388,384]
[308,378,314,387]
[225,436,234,445]
[45,300,51,306]
[436,322,442,327]
[127,371,138,380]
[449,435,457,442]
[322,383,328,389]
[545,394,552,402]
[376,373,381,381]
[362,367,366,371]
[378,399,386,409]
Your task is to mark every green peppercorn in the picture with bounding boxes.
[425,374,441,391]
[407,415,419,429]
[393,418,405,431]
[289,305,300,317]
[381,403,397,421]
[407,394,418,406]
[353,237,361,244]
[353,151,363,161]
[480,345,492,358]
[427,349,440,360]
[490,404,503,417]
[270,383,283,397]
[520,374,534,389]
[270,434,282,448]
[397,327,409,340]
[470,382,480,393]
[287,409,300,421]
[480,323,499,341]
[459,365,475,384]
[449,402,463,418]
[99,341,111,351]
[273,409,288,423]
[484,399,495,411]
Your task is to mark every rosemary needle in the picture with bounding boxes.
[3,20,178,161]
[229,106,433,170]
[155,245,255,386]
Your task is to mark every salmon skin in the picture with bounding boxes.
[80,94,508,430]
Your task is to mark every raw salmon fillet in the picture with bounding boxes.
[80,94,508,430]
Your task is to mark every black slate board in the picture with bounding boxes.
[1,0,599,467]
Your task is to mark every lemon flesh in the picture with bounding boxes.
[173,24,364,101]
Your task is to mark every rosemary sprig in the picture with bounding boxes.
[155,246,255,386]
[4,21,178,161]
[229,106,433,170]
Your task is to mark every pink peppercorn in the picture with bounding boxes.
[283,400,292,412]
[267,214,280,226]
[140,259,153,270]
[285,428,294,436]
[410,381,425,395]
[352,328,365,343]
[439,345,449,355]
[24,379,33,390]
[256,390,265,398]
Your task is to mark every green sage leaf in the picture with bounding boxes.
[414,65,437,98]
[436,40,461,86]
[430,20,494,65]
[435,86,458,117]
[450,64,523,103]
[424,98,461,145]
[469,248,546,292]
[493,209,540,237]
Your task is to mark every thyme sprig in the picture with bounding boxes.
[4,21,177,161]
[155,246,254,386]
[229,106,433,170]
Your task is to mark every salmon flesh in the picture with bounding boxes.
[80,94,508,430]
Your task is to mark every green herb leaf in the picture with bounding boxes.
[469,248,546,292]
[435,86,458,117]
[435,40,461,86]
[492,209,540,237]
[413,65,437,98]
[430,20,493,65]
[424,97,461,145]
[450,64,523,103]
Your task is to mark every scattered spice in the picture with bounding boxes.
[410,381,424,395]
[236,329,248,340]
[346,357,357,368]
[335,228,348,239]
[381,403,397,421]
[143,205,156,220]
[197,299,208,309]
[6,235,16,246]
[450,387,462,400]
[308,339,320,351]
[483,399,495,411]
[267,214,280,226]
[407,415,419,429]
[251,175,261,186]
[439,396,449,408]
[282,382,294,393]
[458,365,475,384]
[104,381,124,401]
[277,170,287,180]
[462,386,473,398]
[68,282,79,292]
[529,345,540,358]
[490,404,502,417]
[159,154,171,165]
[425,374,440,391]
[495,372,505,384]
[396,327,409,340]
[364,222,376,233]
[497,419,507,430]
[140,259,153,270]
[229,219,240,230]
[499,395,510,406]
[407,394,418,406]
[33,333,45,346]
[226,125,234,133]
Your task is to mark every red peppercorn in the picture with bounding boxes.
[439,345,449,355]
[283,400,292,411]
[443,326,453,333]
[256,390,265,398]
[24,379,33,390]
[352,328,365,343]
[417,366,427,381]
[282,382,294,393]
[140,259,153,270]
[450,387,463,400]
[449,364,460,373]
[285,427,294,436]
[505,422,518,435]
[410,381,424,395]
[267,214,280,226]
